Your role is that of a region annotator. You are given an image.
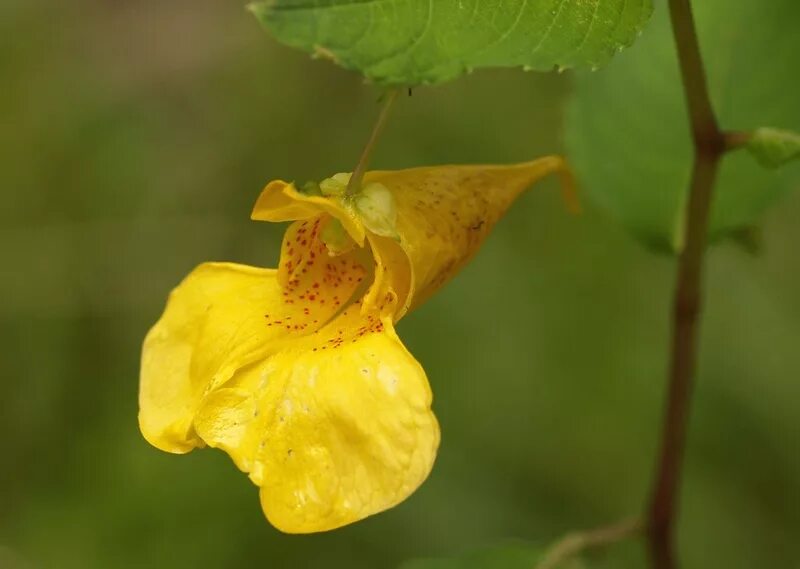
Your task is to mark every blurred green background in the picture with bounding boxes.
[2,1,798,568]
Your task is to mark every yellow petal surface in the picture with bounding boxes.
[193,300,439,533]
[140,218,369,453]
[139,262,280,453]
[251,180,366,246]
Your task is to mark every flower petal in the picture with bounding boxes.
[251,180,366,247]
[139,262,283,453]
[276,217,368,297]
[139,218,372,454]
[193,302,439,533]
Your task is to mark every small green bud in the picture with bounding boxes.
[747,127,800,169]
[319,173,352,197]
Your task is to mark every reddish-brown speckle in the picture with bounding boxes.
[263,216,369,339]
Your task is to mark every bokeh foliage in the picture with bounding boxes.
[566,0,800,251]
[1,0,799,568]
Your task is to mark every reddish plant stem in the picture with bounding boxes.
[647,1,726,568]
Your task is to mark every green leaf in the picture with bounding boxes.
[249,0,653,86]
[565,1,800,252]
[398,543,583,569]
[746,127,800,169]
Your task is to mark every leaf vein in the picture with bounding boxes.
[529,0,569,57]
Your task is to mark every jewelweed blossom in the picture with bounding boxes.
[139,157,574,533]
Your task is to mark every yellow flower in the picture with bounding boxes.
[139,156,574,533]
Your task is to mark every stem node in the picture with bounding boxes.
[648,1,726,568]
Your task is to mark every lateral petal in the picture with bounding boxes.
[139,262,281,453]
[139,218,371,454]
